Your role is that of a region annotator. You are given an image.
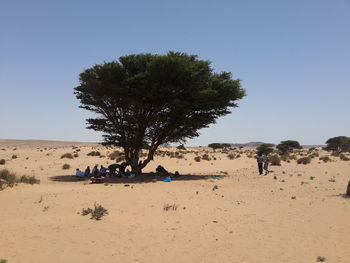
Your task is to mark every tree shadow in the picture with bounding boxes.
[49,173,227,184]
[329,193,350,199]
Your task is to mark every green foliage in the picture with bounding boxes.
[176,144,186,150]
[62,164,70,169]
[0,159,5,165]
[74,52,245,173]
[325,136,350,153]
[208,143,231,149]
[270,155,281,166]
[256,143,274,155]
[0,259,7,263]
[81,203,109,220]
[297,157,311,165]
[61,153,74,159]
[276,140,302,155]
[87,151,101,156]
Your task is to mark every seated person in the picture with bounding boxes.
[84,166,91,177]
[100,165,107,177]
[108,164,120,177]
[75,168,84,178]
[156,165,168,175]
[91,165,100,178]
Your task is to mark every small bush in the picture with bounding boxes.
[0,159,5,165]
[163,203,178,211]
[227,153,235,160]
[12,154,17,159]
[87,151,101,156]
[81,203,108,220]
[73,153,79,158]
[19,175,40,184]
[0,259,7,263]
[61,153,74,159]
[270,155,281,166]
[194,156,201,162]
[0,169,16,189]
[319,156,331,163]
[176,144,186,150]
[202,154,211,161]
[339,153,350,161]
[297,157,311,165]
[108,151,125,162]
[62,164,70,169]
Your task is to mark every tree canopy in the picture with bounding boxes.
[74,52,245,173]
[256,143,275,155]
[276,140,302,155]
[325,136,350,153]
[207,143,232,149]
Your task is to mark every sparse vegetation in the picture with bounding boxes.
[194,156,201,162]
[256,143,274,155]
[81,203,109,220]
[0,169,40,190]
[208,143,231,150]
[202,154,211,161]
[12,154,17,159]
[270,155,281,166]
[0,159,5,165]
[87,151,101,156]
[62,164,70,169]
[163,203,178,211]
[319,156,331,163]
[297,157,311,165]
[108,151,125,162]
[176,144,186,150]
[339,153,350,161]
[227,153,235,160]
[317,256,326,262]
[61,153,74,159]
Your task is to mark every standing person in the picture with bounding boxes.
[257,153,264,175]
[263,154,270,175]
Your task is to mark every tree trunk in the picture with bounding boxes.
[346,181,350,197]
[129,155,142,175]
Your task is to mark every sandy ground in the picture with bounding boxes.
[0,139,349,263]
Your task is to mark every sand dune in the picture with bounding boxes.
[0,140,349,263]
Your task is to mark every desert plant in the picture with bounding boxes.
[227,153,235,160]
[270,155,281,166]
[319,156,331,163]
[108,151,125,162]
[339,153,350,161]
[61,153,74,159]
[163,203,178,211]
[73,153,79,158]
[81,203,109,220]
[176,144,186,150]
[0,159,5,165]
[19,175,40,184]
[0,169,16,189]
[256,143,274,155]
[12,154,17,159]
[317,256,326,262]
[297,157,311,165]
[62,164,70,169]
[0,259,7,263]
[202,154,211,161]
[87,151,101,156]
[194,156,201,162]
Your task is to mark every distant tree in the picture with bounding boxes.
[325,136,350,153]
[208,143,231,150]
[75,52,245,174]
[256,143,275,155]
[276,140,302,155]
[176,144,186,150]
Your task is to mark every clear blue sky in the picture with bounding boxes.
[1,0,349,146]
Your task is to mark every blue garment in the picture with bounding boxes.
[163,176,171,182]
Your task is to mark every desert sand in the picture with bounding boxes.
[0,139,349,263]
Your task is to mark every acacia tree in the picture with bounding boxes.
[256,143,275,155]
[74,52,245,174]
[276,140,302,155]
[325,136,350,153]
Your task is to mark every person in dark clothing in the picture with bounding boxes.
[257,153,264,175]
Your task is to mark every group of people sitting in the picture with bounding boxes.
[75,162,132,179]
